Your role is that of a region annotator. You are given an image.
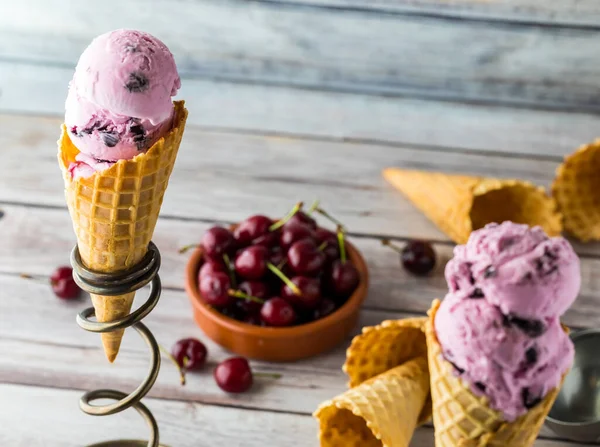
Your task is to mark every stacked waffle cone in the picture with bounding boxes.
[58,100,188,363]
[315,303,567,446]
[314,318,432,447]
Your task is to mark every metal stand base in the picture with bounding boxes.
[71,242,166,447]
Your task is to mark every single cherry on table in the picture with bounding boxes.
[382,239,437,276]
[171,338,208,371]
[50,266,82,300]
[214,357,254,393]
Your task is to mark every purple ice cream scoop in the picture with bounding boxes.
[445,221,581,319]
[435,221,580,421]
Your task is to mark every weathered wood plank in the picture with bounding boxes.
[0,383,320,447]
[0,384,580,447]
[270,0,600,26]
[0,277,585,445]
[0,113,584,246]
[0,272,408,414]
[3,0,600,109]
[3,61,600,159]
[1,204,600,326]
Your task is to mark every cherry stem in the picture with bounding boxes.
[222,253,237,288]
[315,207,346,232]
[179,244,199,254]
[277,259,288,270]
[381,239,403,254]
[337,227,347,264]
[267,262,301,296]
[317,241,328,252]
[269,202,303,232]
[254,372,283,379]
[228,289,265,304]
[158,344,186,386]
[306,199,320,215]
[21,273,51,285]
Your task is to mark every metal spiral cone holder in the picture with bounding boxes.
[70,241,166,447]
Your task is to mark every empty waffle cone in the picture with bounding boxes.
[552,139,600,241]
[58,101,188,363]
[315,358,430,447]
[383,168,562,244]
[313,317,431,446]
[425,299,566,447]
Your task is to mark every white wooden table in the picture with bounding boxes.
[2,1,600,445]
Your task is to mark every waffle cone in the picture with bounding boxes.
[57,101,188,363]
[552,139,600,241]
[425,299,566,446]
[315,358,430,447]
[383,168,562,244]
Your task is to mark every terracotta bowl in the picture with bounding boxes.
[185,239,369,362]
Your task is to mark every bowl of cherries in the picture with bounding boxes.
[184,202,368,362]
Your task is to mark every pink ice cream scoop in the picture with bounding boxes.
[65,29,181,178]
[435,221,580,421]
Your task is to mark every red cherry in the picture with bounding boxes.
[402,240,436,276]
[260,297,297,327]
[281,276,321,310]
[287,239,326,276]
[234,215,272,245]
[235,245,269,279]
[201,226,236,259]
[315,228,339,261]
[329,260,360,298]
[313,299,337,320]
[171,338,208,371]
[199,272,232,307]
[280,222,315,250]
[269,248,285,267]
[50,266,81,300]
[287,211,317,230]
[198,260,227,280]
[214,357,253,393]
[252,230,279,248]
[235,280,270,315]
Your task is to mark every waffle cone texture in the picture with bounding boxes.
[314,318,432,447]
[425,299,566,447]
[58,101,188,363]
[383,168,562,245]
[553,139,600,242]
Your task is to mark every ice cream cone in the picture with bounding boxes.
[382,168,562,244]
[314,358,430,447]
[425,299,566,447]
[314,317,431,446]
[552,139,600,242]
[58,100,188,363]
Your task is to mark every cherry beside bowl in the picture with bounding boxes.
[184,239,369,362]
